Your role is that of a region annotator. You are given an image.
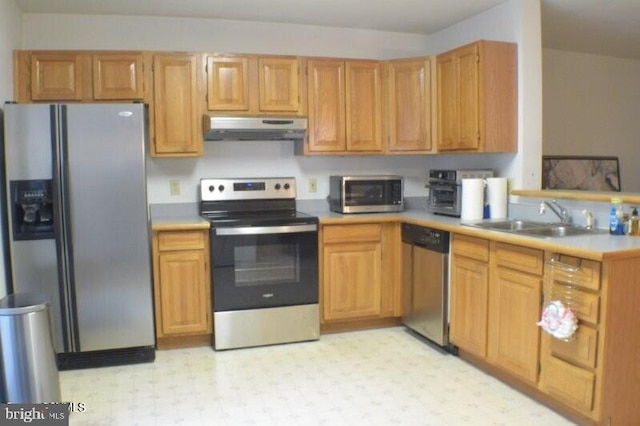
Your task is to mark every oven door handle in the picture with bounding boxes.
[215,224,318,236]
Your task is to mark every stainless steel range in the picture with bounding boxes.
[200,177,320,350]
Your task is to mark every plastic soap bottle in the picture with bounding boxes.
[610,198,623,235]
[629,207,640,236]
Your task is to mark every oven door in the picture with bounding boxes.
[211,223,318,312]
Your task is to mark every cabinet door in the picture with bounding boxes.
[158,250,210,335]
[258,57,300,112]
[207,56,249,111]
[93,54,144,100]
[456,44,480,150]
[306,60,346,152]
[323,242,382,321]
[152,54,202,157]
[387,59,432,152]
[436,53,457,151]
[450,255,489,357]
[31,53,84,101]
[488,267,542,383]
[345,61,383,152]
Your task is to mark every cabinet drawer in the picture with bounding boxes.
[548,284,600,325]
[158,231,206,251]
[548,255,601,291]
[541,356,595,413]
[452,234,489,262]
[550,325,598,369]
[323,224,382,244]
[494,242,544,276]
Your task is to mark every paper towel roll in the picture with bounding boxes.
[486,177,508,219]
[461,178,485,221]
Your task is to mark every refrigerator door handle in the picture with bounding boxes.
[53,104,80,352]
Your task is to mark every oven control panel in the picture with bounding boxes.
[200,177,296,201]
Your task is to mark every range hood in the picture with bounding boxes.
[204,116,307,141]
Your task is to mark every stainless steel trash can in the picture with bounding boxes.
[0,293,61,403]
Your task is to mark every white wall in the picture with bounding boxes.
[0,0,23,297]
[543,49,640,192]
[18,0,542,205]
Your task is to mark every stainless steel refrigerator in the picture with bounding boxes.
[2,103,155,369]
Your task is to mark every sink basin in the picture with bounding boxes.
[469,220,550,232]
[515,224,606,238]
[466,219,606,238]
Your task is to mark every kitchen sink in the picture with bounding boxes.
[465,219,606,238]
[468,220,550,232]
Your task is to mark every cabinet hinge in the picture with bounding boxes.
[476,54,480,64]
[476,132,480,141]
[538,363,541,375]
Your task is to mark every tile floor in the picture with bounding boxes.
[62,327,577,425]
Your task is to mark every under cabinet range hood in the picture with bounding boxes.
[204,116,307,141]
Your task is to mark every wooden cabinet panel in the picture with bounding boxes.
[158,231,206,251]
[494,242,544,276]
[323,242,382,321]
[207,56,249,111]
[323,223,382,244]
[450,254,489,357]
[387,58,432,152]
[152,54,202,157]
[456,44,480,150]
[488,266,542,383]
[345,61,383,152]
[93,54,143,100]
[451,234,489,262]
[258,57,300,112]
[158,250,210,335]
[549,325,598,369]
[307,60,346,152]
[31,53,84,101]
[540,355,595,413]
[436,41,516,153]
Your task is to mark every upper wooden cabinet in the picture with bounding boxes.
[16,51,145,102]
[152,53,203,157]
[436,40,517,153]
[386,58,435,153]
[206,55,303,115]
[93,54,144,100]
[305,59,383,154]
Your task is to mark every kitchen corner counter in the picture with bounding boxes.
[303,207,640,261]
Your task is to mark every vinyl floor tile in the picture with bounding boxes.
[61,327,577,426]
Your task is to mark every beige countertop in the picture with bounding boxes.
[149,203,640,260]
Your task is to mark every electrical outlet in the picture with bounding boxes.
[308,178,317,193]
[169,180,181,196]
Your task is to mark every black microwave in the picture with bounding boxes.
[329,175,403,214]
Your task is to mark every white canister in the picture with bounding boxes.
[486,177,508,219]
[460,178,485,221]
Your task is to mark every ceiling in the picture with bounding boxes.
[14,0,640,59]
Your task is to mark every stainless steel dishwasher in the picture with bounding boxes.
[402,223,453,351]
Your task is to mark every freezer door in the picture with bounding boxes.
[4,105,65,352]
[62,104,154,351]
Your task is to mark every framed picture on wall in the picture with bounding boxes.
[542,156,621,191]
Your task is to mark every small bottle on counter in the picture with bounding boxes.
[610,198,623,235]
[629,208,640,236]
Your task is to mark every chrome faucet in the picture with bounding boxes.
[539,200,572,224]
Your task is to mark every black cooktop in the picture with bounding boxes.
[202,209,318,228]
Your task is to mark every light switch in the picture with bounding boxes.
[169,180,181,196]
[308,178,317,193]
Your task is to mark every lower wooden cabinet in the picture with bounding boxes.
[152,229,212,348]
[488,242,543,384]
[320,222,400,327]
[449,234,489,357]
